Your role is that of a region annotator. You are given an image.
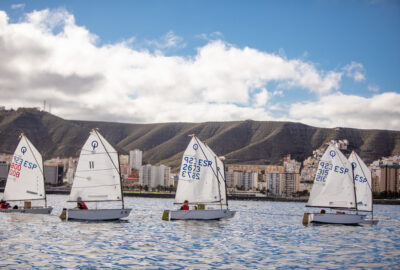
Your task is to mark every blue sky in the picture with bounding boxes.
[0,0,399,130]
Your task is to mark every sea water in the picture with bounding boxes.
[0,195,399,269]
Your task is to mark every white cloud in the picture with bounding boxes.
[289,92,400,130]
[196,31,223,41]
[145,30,186,50]
[11,4,25,10]
[368,84,380,92]
[253,88,270,108]
[0,8,396,130]
[343,61,366,82]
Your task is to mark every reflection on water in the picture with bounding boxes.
[0,195,399,268]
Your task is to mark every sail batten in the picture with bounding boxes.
[174,136,227,205]
[307,145,356,209]
[68,130,122,202]
[3,135,45,201]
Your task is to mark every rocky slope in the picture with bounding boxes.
[1,108,399,170]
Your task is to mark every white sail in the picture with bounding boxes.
[348,151,372,212]
[174,136,225,205]
[4,135,45,201]
[69,130,122,202]
[307,145,356,209]
[204,143,227,204]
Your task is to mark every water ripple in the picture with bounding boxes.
[0,195,399,269]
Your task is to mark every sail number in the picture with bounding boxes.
[316,161,349,182]
[181,156,212,180]
[9,162,21,178]
[9,156,38,178]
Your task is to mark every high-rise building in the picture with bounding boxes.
[130,149,142,170]
[266,172,283,196]
[282,173,300,197]
[379,164,400,193]
[226,170,258,191]
[266,172,300,197]
[139,164,171,189]
[242,171,258,190]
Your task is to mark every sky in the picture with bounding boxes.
[0,0,399,130]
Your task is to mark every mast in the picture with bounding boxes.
[117,150,125,209]
[194,136,223,204]
[351,162,358,212]
[355,151,374,218]
[93,129,124,207]
[215,156,223,210]
[223,160,229,209]
[23,133,47,207]
[42,159,47,208]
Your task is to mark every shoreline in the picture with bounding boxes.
[43,189,400,205]
[1,188,399,205]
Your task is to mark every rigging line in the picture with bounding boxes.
[193,137,220,182]
[204,143,226,182]
[23,135,44,179]
[22,135,47,205]
[335,146,357,206]
[353,152,374,218]
[93,129,125,209]
[354,153,373,192]
[93,130,120,174]
[193,137,224,201]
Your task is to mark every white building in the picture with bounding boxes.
[130,149,142,170]
[267,172,284,196]
[119,155,129,166]
[226,171,241,188]
[226,171,258,191]
[65,167,75,185]
[139,164,171,189]
[267,172,300,197]
[242,171,258,190]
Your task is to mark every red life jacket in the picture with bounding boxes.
[180,205,189,210]
[0,202,9,209]
[78,202,88,210]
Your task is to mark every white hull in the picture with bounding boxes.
[0,207,53,214]
[167,209,236,220]
[304,212,365,225]
[66,208,131,221]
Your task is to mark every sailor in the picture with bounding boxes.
[0,199,10,209]
[75,197,88,210]
[180,200,189,210]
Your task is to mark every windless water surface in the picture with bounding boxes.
[0,195,399,269]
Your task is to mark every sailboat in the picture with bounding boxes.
[0,133,53,214]
[348,151,379,225]
[303,144,365,225]
[60,129,131,221]
[162,135,236,220]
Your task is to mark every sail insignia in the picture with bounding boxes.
[4,135,46,201]
[68,130,122,202]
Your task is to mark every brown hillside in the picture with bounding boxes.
[1,108,400,171]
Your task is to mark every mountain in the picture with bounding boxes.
[1,108,400,171]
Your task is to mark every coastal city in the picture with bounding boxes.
[0,1,399,268]
[1,139,398,198]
